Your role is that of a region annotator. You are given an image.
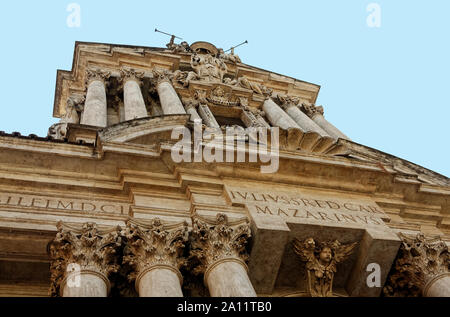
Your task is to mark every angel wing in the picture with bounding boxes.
[292,238,316,263]
[333,241,358,263]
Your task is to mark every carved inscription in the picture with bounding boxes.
[226,188,388,227]
[0,193,128,215]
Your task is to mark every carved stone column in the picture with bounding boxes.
[190,213,256,297]
[384,233,450,297]
[153,69,186,115]
[277,96,329,137]
[122,218,188,297]
[121,68,148,121]
[48,222,121,297]
[182,98,202,122]
[302,103,350,140]
[81,68,110,127]
[262,97,300,130]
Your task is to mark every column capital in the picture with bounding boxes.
[302,102,324,118]
[48,221,122,297]
[120,68,145,86]
[190,213,251,275]
[152,68,174,85]
[122,218,189,287]
[181,97,199,111]
[276,94,300,111]
[85,68,111,86]
[383,233,450,297]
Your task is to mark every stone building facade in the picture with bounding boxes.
[0,40,448,297]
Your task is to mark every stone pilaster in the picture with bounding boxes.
[190,213,257,297]
[48,222,121,297]
[120,68,148,121]
[122,218,188,297]
[302,103,350,140]
[81,68,110,127]
[383,233,450,297]
[153,69,186,115]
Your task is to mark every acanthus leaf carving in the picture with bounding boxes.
[189,213,251,275]
[383,233,450,297]
[293,237,357,297]
[121,218,189,284]
[48,221,122,297]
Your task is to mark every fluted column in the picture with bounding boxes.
[277,96,330,137]
[122,218,188,297]
[81,68,110,127]
[190,213,257,297]
[303,103,350,140]
[153,70,186,115]
[262,98,300,130]
[121,68,148,121]
[48,222,121,297]
[383,233,450,297]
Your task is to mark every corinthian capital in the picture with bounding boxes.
[152,68,174,85]
[276,94,300,111]
[302,102,324,118]
[190,213,251,275]
[48,222,122,297]
[85,68,111,85]
[122,218,188,283]
[120,68,145,85]
[383,233,450,297]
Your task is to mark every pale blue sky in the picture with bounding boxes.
[0,1,448,177]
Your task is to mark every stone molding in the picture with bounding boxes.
[48,221,122,297]
[189,213,251,276]
[383,233,450,297]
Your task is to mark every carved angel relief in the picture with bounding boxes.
[293,237,357,297]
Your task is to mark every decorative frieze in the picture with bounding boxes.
[293,237,357,297]
[48,222,122,297]
[383,233,450,297]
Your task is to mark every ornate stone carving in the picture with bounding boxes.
[85,68,111,85]
[293,237,357,297]
[383,233,450,297]
[48,222,122,297]
[120,68,145,85]
[48,95,85,139]
[276,94,300,111]
[189,213,251,275]
[152,68,173,85]
[224,76,273,97]
[167,41,192,53]
[121,218,189,284]
[207,86,240,107]
[302,102,324,118]
[217,48,241,63]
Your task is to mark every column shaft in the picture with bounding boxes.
[285,105,329,137]
[137,266,183,297]
[198,104,220,128]
[311,114,349,140]
[423,274,450,297]
[262,98,300,130]
[205,259,256,297]
[186,106,202,122]
[61,270,109,297]
[157,81,186,115]
[81,80,107,127]
[123,80,148,121]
